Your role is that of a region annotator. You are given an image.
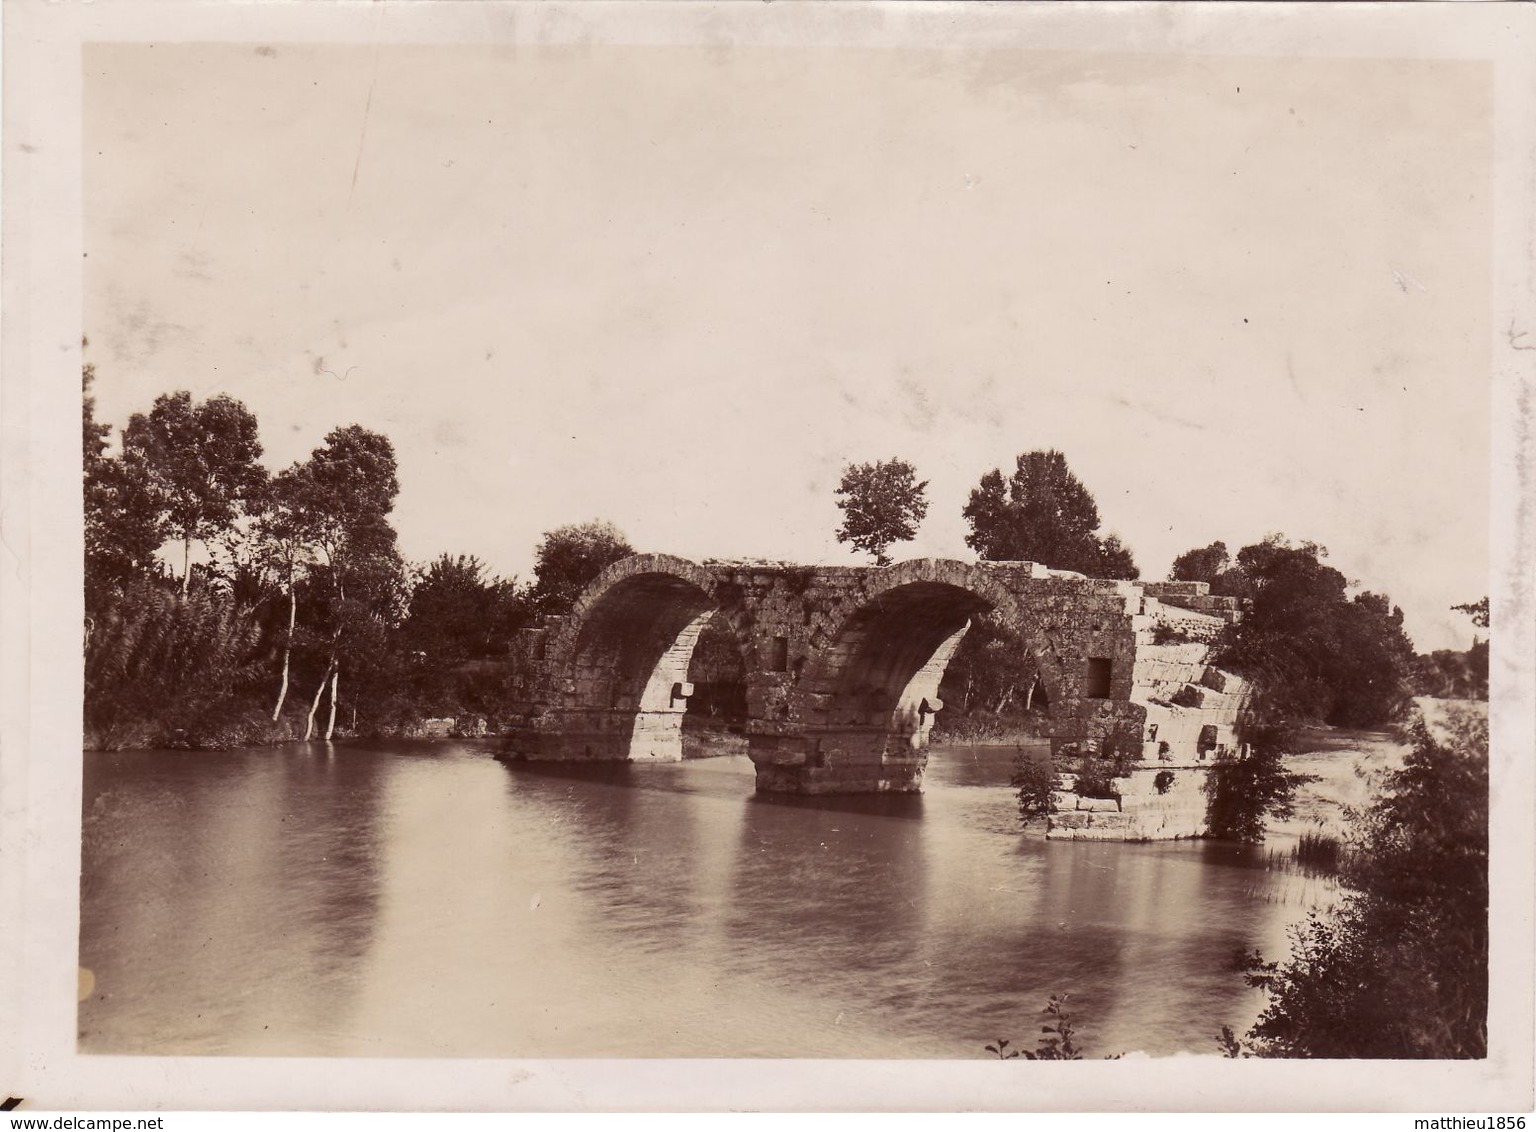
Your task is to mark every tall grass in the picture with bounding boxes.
[1293,830,1344,872]
[85,581,273,749]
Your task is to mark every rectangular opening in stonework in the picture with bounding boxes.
[1086,657,1113,698]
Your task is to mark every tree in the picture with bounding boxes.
[834,458,929,566]
[248,464,324,721]
[1234,708,1488,1057]
[393,554,531,719]
[1210,536,1415,727]
[122,391,268,596]
[82,356,110,464]
[1414,598,1490,701]
[962,450,1138,579]
[1458,598,1489,700]
[1204,705,1301,841]
[83,364,169,610]
[1331,591,1417,727]
[528,520,634,616]
[1094,533,1139,581]
[1169,540,1231,585]
[402,556,529,663]
[934,613,1048,738]
[279,426,406,739]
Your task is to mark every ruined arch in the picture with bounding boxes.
[540,554,754,762]
[796,559,1066,757]
[683,612,751,750]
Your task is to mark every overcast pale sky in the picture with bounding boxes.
[84,42,1492,651]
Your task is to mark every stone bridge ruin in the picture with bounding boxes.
[500,555,1248,807]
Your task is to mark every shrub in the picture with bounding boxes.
[985,995,1083,1060]
[1204,707,1301,842]
[1231,708,1488,1058]
[1073,759,1120,799]
[84,581,271,748]
[1069,736,1135,799]
[1153,770,1176,795]
[1011,751,1058,823]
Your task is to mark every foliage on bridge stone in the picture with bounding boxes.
[962,449,1139,580]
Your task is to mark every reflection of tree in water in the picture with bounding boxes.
[79,747,387,1054]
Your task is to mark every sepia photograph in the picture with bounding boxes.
[4,0,1534,1114]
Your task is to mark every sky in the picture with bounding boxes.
[84,42,1493,651]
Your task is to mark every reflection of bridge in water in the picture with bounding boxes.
[500,555,1245,796]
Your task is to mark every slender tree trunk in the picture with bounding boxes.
[1025,679,1036,713]
[272,583,297,722]
[304,659,333,741]
[324,669,339,741]
[993,684,1016,716]
[181,537,192,598]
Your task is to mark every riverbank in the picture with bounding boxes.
[929,718,1047,746]
[83,707,506,752]
[1268,697,1485,843]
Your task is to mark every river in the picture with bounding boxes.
[78,739,1335,1059]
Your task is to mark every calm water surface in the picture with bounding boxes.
[79,740,1326,1058]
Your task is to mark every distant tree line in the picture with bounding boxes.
[1411,597,1488,701]
[88,365,1460,759]
[83,365,633,749]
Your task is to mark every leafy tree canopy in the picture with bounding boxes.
[400,554,530,668]
[1169,540,1230,586]
[1409,598,1489,702]
[834,458,929,566]
[83,364,169,607]
[282,425,400,561]
[962,449,1138,579]
[1197,535,1416,728]
[528,520,635,616]
[122,390,268,593]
